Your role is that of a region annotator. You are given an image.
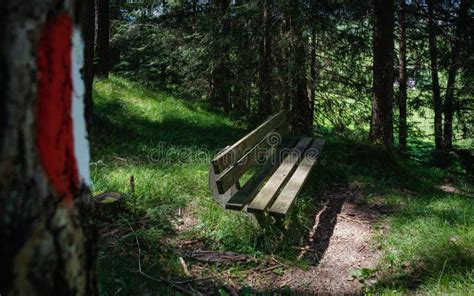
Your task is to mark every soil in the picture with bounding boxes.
[177,184,383,295]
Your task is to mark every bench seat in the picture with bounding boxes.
[208,111,324,218]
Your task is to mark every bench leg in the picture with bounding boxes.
[253,212,287,240]
[254,212,268,227]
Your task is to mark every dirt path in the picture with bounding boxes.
[173,184,382,295]
[239,185,382,294]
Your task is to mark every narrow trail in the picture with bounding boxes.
[246,184,382,294]
[170,184,383,295]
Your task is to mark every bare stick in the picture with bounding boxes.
[297,202,328,261]
[179,257,191,277]
[128,223,193,295]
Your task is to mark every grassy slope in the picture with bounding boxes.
[92,76,473,295]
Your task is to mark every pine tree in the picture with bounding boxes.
[370,0,395,147]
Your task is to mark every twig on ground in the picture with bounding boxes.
[186,250,252,263]
[187,283,203,296]
[128,223,193,295]
[271,256,289,268]
[259,264,282,273]
[298,202,329,261]
[292,246,317,252]
[180,239,200,246]
[279,278,294,288]
[179,257,191,277]
[174,275,217,285]
[338,214,371,224]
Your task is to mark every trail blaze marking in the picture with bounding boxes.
[36,14,91,202]
[71,27,92,187]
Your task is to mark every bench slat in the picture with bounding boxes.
[216,124,289,194]
[269,139,325,217]
[211,111,286,174]
[225,137,300,210]
[247,137,313,213]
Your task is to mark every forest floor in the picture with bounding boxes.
[171,184,383,294]
[269,184,382,294]
[92,76,474,295]
[133,183,384,295]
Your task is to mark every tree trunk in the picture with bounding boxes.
[370,0,395,147]
[111,0,122,20]
[258,0,273,119]
[309,24,317,123]
[398,0,408,150]
[209,0,231,112]
[0,1,97,294]
[443,0,470,150]
[427,0,444,150]
[95,0,110,78]
[83,0,96,134]
[192,0,198,31]
[287,2,312,135]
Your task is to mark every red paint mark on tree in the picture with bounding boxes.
[36,14,79,202]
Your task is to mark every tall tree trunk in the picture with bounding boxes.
[258,0,273,119]
[83,0,96,134]
[0,1,97,294]
[95,0,110,78]
[209,0,231,112]
[370,0,395,147]
[398,0,408,150]
[293,39,311,135]
[111,0,122,20]
[192,0,198,31]
[285,1,312,135]
[443,0,470,150]
[427,0,444,150]
[280,13,292,112]
[309,24,317,122]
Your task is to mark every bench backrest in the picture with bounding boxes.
[211,111,289,194]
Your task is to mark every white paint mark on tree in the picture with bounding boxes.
[71,27,92,187]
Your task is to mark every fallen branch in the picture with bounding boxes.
[338,214,371,224]
[279,278,294,288]
[292,246,317,252]
[297,202,328,261]
[174,275,217,285]
[271,256,289,268]
[259,264,282,273]
[179,257,191,277]
[186,250,253,263]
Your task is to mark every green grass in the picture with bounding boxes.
[92,76,473,295]
[318,138,474,294]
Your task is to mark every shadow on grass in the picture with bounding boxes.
[312,139,473,293]
[92,99,245,159]
[261,137,473,293]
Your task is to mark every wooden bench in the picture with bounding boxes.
[208,111,325,218]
